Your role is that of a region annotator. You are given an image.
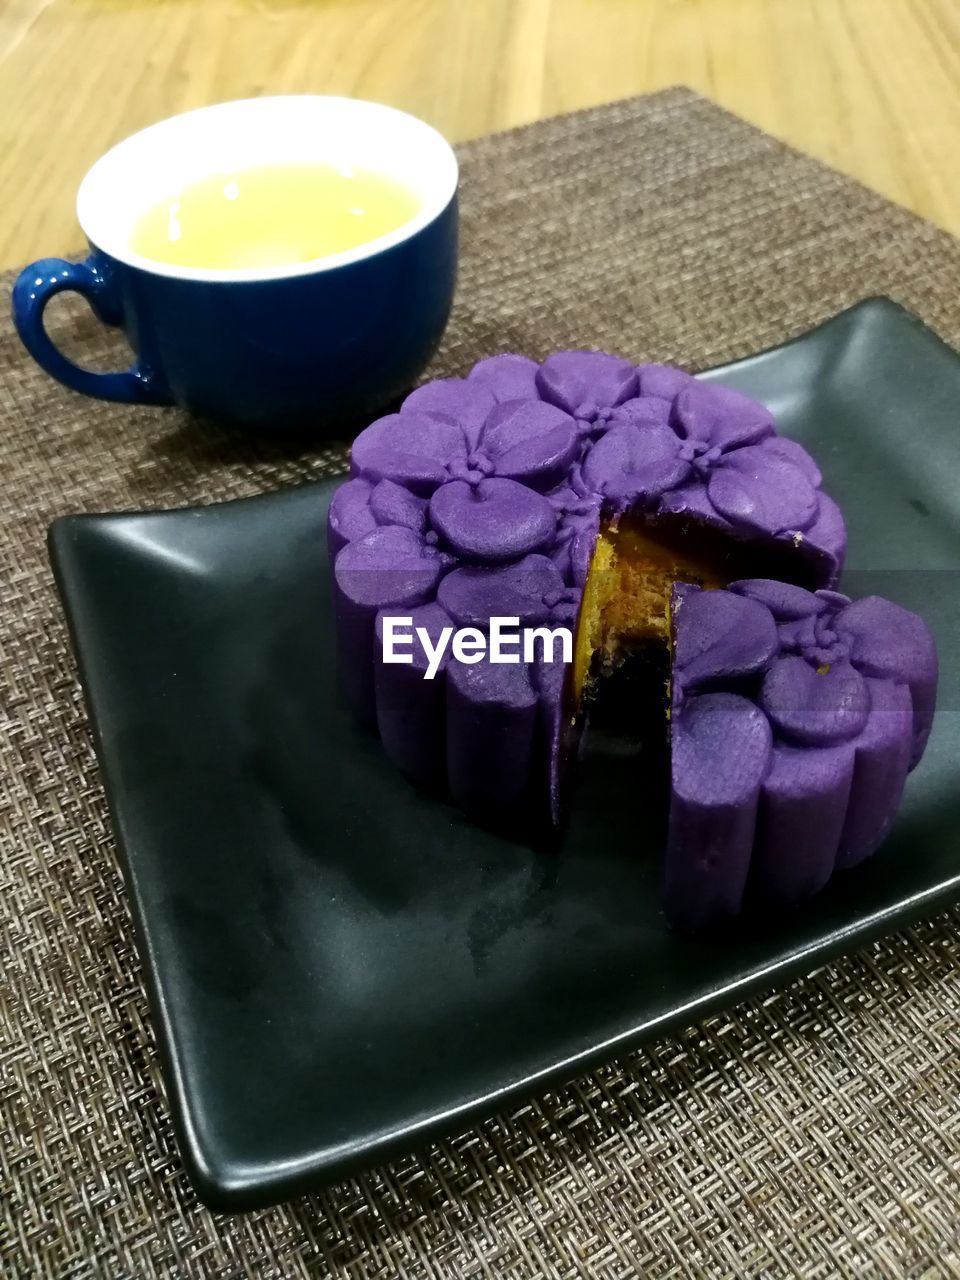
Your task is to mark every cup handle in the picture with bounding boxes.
[11,255,173,404]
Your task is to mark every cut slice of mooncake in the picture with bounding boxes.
[328,350,935,925]
[667,581,937,930]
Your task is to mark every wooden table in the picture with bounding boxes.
[1,0,957,270]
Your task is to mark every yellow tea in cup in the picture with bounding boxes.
[131,162,421,270]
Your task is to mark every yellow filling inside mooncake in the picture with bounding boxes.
[572,516,727,704]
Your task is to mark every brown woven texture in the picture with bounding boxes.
[3,87,960,1279]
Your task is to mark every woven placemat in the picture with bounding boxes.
[3,87,960,1279]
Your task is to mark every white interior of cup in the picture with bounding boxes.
[77,96,458,282]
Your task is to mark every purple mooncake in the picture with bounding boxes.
[668,581,937,930]
[329,349,936,924]
[331,351,844,813]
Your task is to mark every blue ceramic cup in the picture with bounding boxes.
[12,97,458,430]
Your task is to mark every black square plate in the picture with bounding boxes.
[51,300,960,1211]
